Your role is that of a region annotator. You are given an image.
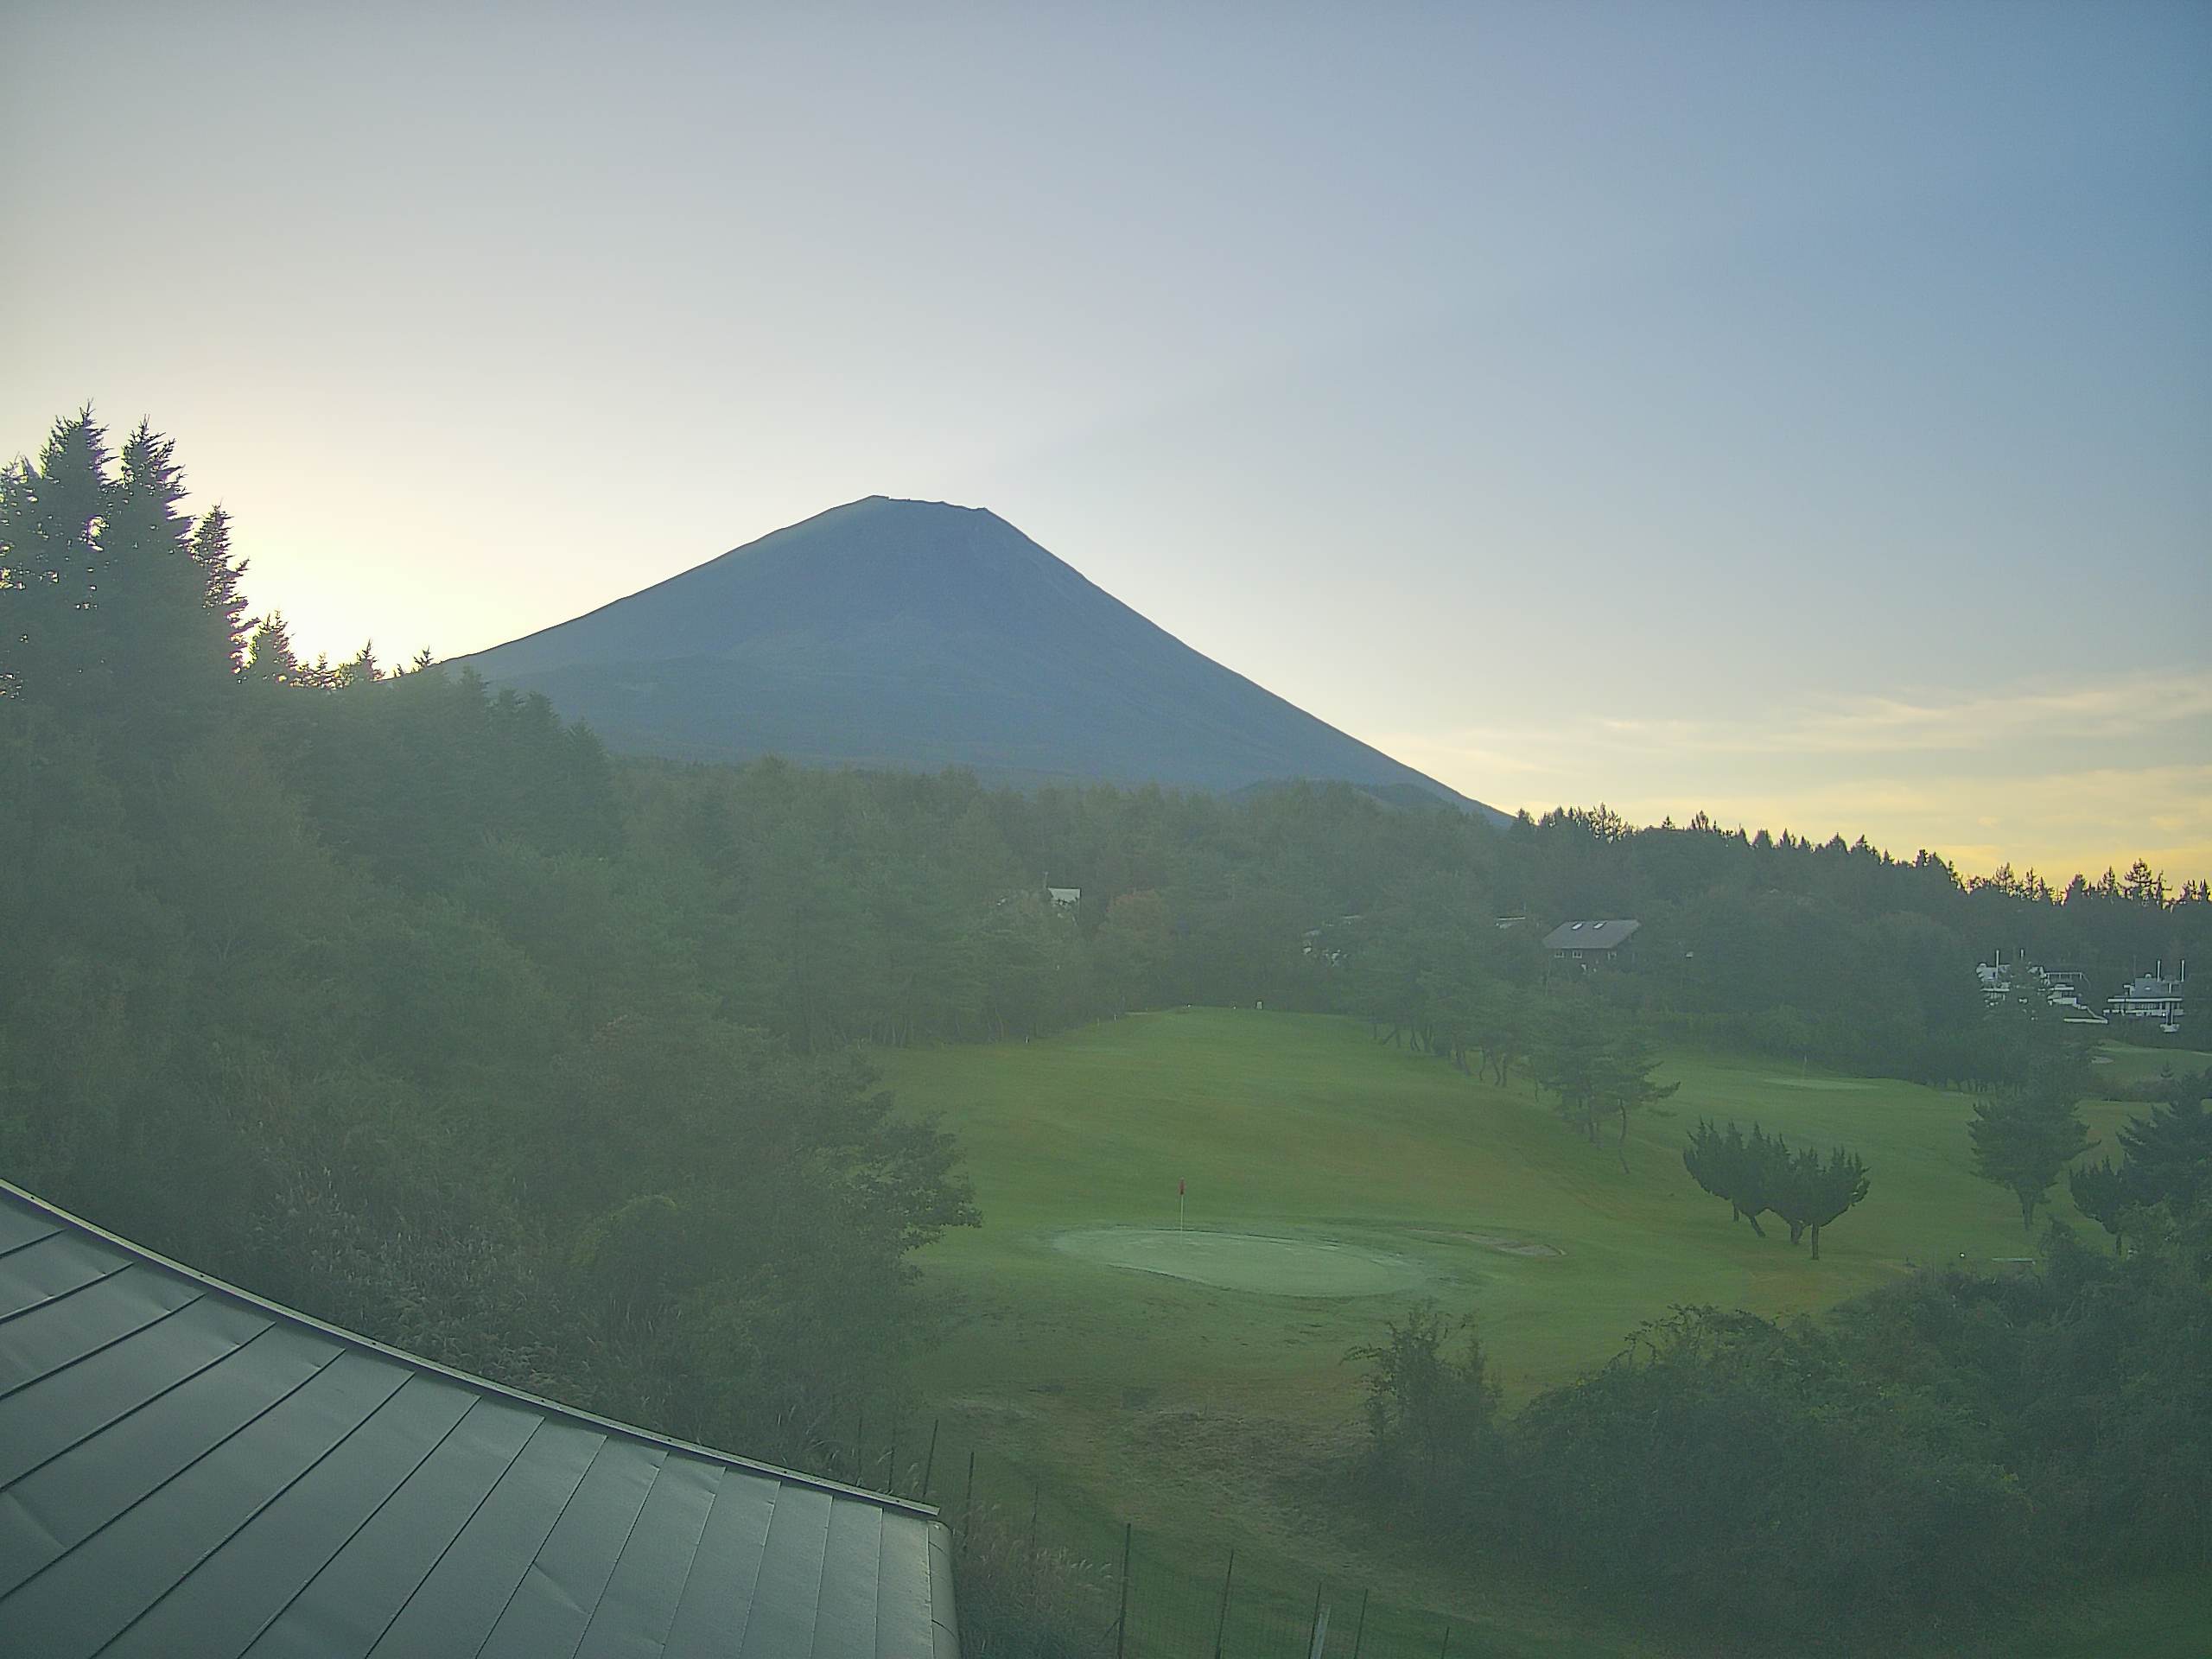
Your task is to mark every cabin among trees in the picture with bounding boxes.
[1543,918,1642,970]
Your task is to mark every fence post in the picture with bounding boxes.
[1113,1522,1132,1659]
[1306,1580,1324,1653]
[1211,1548,1235,1659]
[1306,1596,1329,1659]
[1438,1624,1451,1657]
[1350,1587,1369,1659]
[920,1419,939,1497]
[961,1451,976,1539]
[885,1428,898,1495]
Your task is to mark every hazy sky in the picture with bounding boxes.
[7,2,2207,879]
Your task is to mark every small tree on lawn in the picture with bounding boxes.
[1969,1088,2094,1230]
[1787,1146,1872,1260]
[1597,1026,1680,1173]
[1535,1000,1610,1147]
[1684,1119,1780,1236]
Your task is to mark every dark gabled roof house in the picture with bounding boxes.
[0,1180,957,1659]
[1542,918,1642,957]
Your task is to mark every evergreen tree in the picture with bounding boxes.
[2114,1089,2212,1213]
[1534,998,1610,1146]
[2068,1156,2131,1255]
[0,411,113,704]
[244,612,301,682]
[190,503,251,672]
[1596,1025,1679,1172]
[1684,1119,1782,1237]
[1784,1145,1872,1260]
[1970,1087,2094,1230]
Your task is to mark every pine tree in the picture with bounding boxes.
[1970,1088,2094,1230]
[1684,1119,1780,1236]
[2115,1090,2212,1213]
[1597,1025,1680,1172]
[1792,1146,1871,1260]
[190,503,251,672]
[2068,1157,2131,1255]
[104,421,219,701]
[0,410,113,703]
[245,612,301,682]
[0,413,248,720]
[1535,1002,1610,1146]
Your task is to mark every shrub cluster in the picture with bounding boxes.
[1351,1227,2212,1649]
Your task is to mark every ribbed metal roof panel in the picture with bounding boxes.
[572,1456,723,1659]
[241,1398,545,1659]
[736,1485,833,1659]
[658,1465,781,1656]
[0,1182,957,1657]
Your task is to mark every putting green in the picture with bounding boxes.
[1052,1227,1426,1297]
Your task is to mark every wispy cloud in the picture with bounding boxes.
[1380,667,2212,878]
[1451,668,2212,762]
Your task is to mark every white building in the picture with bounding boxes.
[1978,952,2108,1024]
[2108,963,2187,1032]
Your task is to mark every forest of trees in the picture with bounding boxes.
[0,415,980,1469]
[5,412,2209,1647]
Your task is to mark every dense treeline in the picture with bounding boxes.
[613,765,2206,1090]
[0,415,975,1469]
[600,766,2207,1088]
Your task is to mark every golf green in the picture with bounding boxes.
[1053,1227,1426,1296]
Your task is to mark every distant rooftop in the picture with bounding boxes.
[0,1181,957,1659]
[1542,918,1642,952]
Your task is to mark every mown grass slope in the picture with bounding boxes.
[883,1011,2207,1657]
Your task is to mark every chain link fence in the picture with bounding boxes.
[826,1419,1465,1658]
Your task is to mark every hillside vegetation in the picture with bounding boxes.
[4,413,2207,1656]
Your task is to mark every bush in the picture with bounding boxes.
[1350,1247,2212,1649]
[1345,1302,1503,1511]
[953,1502,1116,1659]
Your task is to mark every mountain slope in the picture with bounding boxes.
[453,496,1503,819]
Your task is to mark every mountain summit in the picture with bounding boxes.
[454,496,1503,818]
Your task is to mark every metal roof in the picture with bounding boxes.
[1541,918,1642,951]
[0,1180,957,1659]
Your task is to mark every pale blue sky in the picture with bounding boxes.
[6,2,2206,875]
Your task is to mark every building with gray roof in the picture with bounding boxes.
[0,1180,957,1658]
[1541,918,1642,966]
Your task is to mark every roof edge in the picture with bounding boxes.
[0,1177,942,1522]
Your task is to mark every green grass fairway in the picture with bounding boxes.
[1054,1227,1428,1296]
[882,1011,2205,1657]
[2093,1040,2210,1086]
